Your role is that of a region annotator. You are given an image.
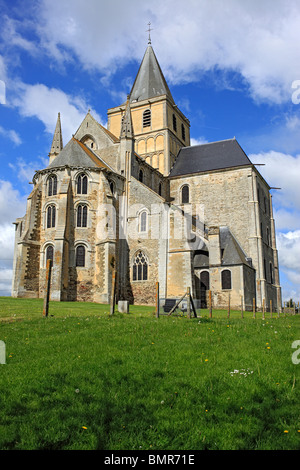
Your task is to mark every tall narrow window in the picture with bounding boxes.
[46,245,54,265]
[133,251,148,281]
[173,114,177,132]
[109,180,115,195]
[47,205,56,228]
[269,262,274,284]
[158,182,162,196]
[143,109,151,128]
[139,211,147,232]
[48,175,57,196]
[77,204,88,228]
[139,169,144,183]
[76,245,85,267]
[181,123,186,141]
[221,269,232,290]
[181,185,189,204]
[77,173,88,194]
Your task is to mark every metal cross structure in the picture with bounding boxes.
[146,22,153,44]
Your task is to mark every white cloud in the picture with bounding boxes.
[0,125,22,145]
[12,82,103,144]
[249,151,300,212]
[190,137,209,146]
[25,0,300,104]
[0,181,27,296]
[277,230,300,301]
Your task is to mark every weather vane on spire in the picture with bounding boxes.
[146,22,153,44]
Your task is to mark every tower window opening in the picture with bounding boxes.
[181,123,186,141]
[173,114,177,132]
[143,109,151,128]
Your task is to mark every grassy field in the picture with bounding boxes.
[0,296,299,450]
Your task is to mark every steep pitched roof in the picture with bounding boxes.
[47,137,111,169]
[130,45,174,103]
[193,227,252,267]
[169,138,253,178]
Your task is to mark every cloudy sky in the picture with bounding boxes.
[0,0,300,302]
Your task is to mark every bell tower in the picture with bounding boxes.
[107,39,190,176]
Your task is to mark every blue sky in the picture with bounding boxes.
[0,0,300,301]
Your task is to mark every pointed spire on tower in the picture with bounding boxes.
[120,95,133,139]
[129,41,174,104]
[49,112,63,160]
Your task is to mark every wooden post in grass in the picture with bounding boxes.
[43,259,52,317]
[262,298,265,320]
[227,292,230,319]
[209,290,212,318]
[155,282,159,318]
[241,295,244,319]
[110,270,116,316]
[253,298,256,319]
[187,287,191,319]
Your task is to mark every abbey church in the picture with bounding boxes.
[12,40,282,312]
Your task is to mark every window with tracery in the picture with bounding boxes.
[77,173,88,194]
[46,205,56,228]
[133,251,148,281]
[77,204,88,228]
[48,175,57,196]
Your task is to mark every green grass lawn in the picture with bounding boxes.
[0,296,299,450]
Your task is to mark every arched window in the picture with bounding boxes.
[48,175,57,196]
[46,245,54,265]
[77,204,88,227]
[143,109,151,128]
[158,182,162,196]
[133,251,148,281]
[139,211,147,232]
[181,185,189,204]
[46,205,56,228]
[76,245,85,267]
[181,123,186,141]
[269,262,274,284]
[200,270,210,290]
[77,173,88,194]
[173,114,177,132]
[109,180,115,195]
[139,169,144,183]
[221,269,232,290]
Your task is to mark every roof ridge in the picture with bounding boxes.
[183,137,236,150]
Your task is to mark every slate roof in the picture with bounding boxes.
[193,226,252,268]
[169,138,253,177]
[130,45,174,103]
[47,137,110,170]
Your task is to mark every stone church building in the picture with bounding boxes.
[12,40,282,311]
